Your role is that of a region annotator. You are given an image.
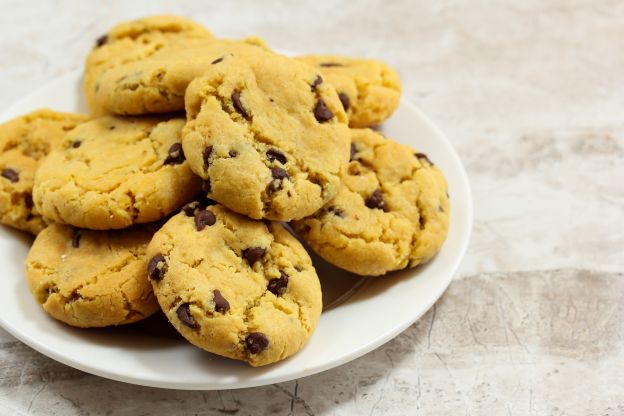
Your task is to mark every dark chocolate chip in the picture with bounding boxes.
[267,271,289,296]
[69,291,80,302]
[245,332,269,354]
[229,150,238,157]
[194,209,216,231]
[350,143,357,161]
[438,205,444,213]
[181,201,204,217]
[266,149,287,164]
[147,254,167,281]
[365,189,385,210]
[327,206,345,217]
[1,168,19,183]
[213,290,230,313]
[414,152,434,165]
[164,143,185,165]
[242,247,266,266]
[338,92,350,111]
[108,125,116,130]
[176,303,198,329]
[314,99,334,122]
[231,90,249,119]
[71,140,82,148]
[311,75,323,90]
[320,62,343,67]
[24,194,33,209]
[202,146,213,169]
[71,229,82,248]
[95,34,108,48]
[211,56,224,65]
[202,179,212,193]
[268,167,289,192]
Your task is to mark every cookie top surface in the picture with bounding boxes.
[87,26,268,115]
[292,128,449,276]
[182,51,350,221]
[146,204,322,366]
[33,116,201,230]
[84,15,214,116]
[0,109,89,234]
[297,55,401,128]
[24,223,159,327]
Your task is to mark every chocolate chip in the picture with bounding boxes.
[267,271,289,296]
[242,247,266,266]
[202,179,212,193]
[245,332,269,354]
[268,167,289,192]
[194,209,216,231]
[266,149,287,164]
[320,62,343,67]
[202,146,213,169]
[71,230,82,248]
[164,143,185,165]
[311,75,323,90]
[176,303,198,329]
[71,140,81,148]
[314,99,334,122]
[69,291,80,302]
[181,201,203,217]
[338,92,350,111]
[231,90,249,119]
[415,152,434,165]
[438,205,445,213]
[147,254,167,281]
[229,150,238,157]
[328,206,345,217]
[24,194,33,209]
[213,290,230,313]
[1,168,19,183]
[365,189,385,210]
[211,56,224,65]
[350,143,357,161]
[95,34,108,48]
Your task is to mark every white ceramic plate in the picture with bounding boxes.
[0,71,472,390]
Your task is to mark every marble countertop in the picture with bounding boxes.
[1,0,622,414]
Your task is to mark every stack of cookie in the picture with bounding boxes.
[0,16,449,367]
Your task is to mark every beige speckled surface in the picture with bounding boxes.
[0,1,623,414]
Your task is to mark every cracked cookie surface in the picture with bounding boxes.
[292,128,449,276]
[182,51,350,221]
[84,15,214,116]
[297,55,401,128]
[33,116,201,230]
[0,109,89,234]
[85,16,269,116]
[147,204,322,366]
[24,223,159,327]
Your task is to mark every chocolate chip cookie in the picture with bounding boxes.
[84,15,214,116]
[182,50,350,221]
[292,128,449,276]
[25,223,159,327]
[33,116,201,230]
[146,204,322,366]
[297,55,401,128]
[0,109,89,234]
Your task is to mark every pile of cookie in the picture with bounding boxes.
[0,16,449,367]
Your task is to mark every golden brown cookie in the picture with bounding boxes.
[146,204,322,366]
[292,128,449,276]
[0,109,89,234]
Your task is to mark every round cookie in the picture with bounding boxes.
[182,51,350,221]
[33,116,201,230]
[292,128,449,276]
[146,203,323,367]
[84,15,214,116]
[24,223,159,327]
[297,55,401,128]
[0,109,89,234]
